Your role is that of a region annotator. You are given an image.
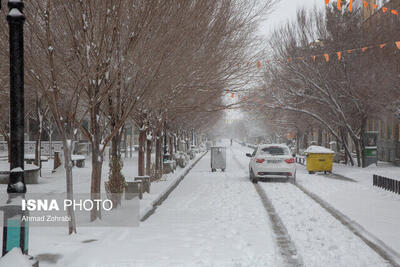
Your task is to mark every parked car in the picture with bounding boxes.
[246,144,296,183]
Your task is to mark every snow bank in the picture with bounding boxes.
[0,248,33,267]
[305,145,334,154]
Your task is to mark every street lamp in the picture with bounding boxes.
[0,0,32,261]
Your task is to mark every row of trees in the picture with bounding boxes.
[246,0,399,167]
[0,0,275,233]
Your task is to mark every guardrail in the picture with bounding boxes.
[373,174,400,194]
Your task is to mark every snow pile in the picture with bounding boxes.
[305,145,334,154]
[0,248,33,267]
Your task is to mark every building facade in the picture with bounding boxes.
[363,0,400,164]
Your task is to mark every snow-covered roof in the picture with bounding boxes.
[305,145,334,154]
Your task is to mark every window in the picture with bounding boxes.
[259,146,289,156]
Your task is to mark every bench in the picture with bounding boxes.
[71,155,85,168]
[0,164,40,184]
[24,154,49,165]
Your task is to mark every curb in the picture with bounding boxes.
[140,151,208,222]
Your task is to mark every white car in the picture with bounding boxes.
[246,144,296,183]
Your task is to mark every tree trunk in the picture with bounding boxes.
[63,139,77,234]
[155,131,161,179]
[169,135,173,160]
[360,116,367,168]
[354,137,361,167]
[7,137,10,163]
[129,131,133,158]
[90,142,103,221]
[296,131,301,154]
[317,127,323,146]
[340,128,354,166]
[138,129,146,176]
[90,103,103,222]
[146,135,152,176]
[174,134,177,152]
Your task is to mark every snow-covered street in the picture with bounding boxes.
[28,147,280,267]
[12,141,396,267]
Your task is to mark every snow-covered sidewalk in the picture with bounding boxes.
[333,162,400,182]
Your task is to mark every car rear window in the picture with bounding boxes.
[260,146,289,156]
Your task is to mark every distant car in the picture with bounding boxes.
[246,144,296,183]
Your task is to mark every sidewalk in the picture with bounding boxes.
[0,150,207,267]
[296,164,400,254]
[333,162,400,183]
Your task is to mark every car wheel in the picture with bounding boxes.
[308,171,314,174]
[222,169,225,172]
[250,169,258,183]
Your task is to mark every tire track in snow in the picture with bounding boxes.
[294,182,400,267]
[230,147,303,267]
[234,143,398,267]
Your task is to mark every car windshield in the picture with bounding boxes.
[259,146,289,156]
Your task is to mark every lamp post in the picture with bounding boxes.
[7,0,26,197]
[0,0,32,260]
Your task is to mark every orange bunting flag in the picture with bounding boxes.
[242,96,246,101]
[231,93,235,98]
[382,7,387,13]
[396,41,400,50]
[349,0,353,12]
[312,55,316,61]
[324,54,330,62]
[347,49,353,54]
[373,4,378,9]
[337,0,341,10]
[257,61,261,69]
[288,58,292,63]
[363,1,368,8]
[380,43,387,48]
[325,0,330,4]
[337,51,342,61]
[362,47,368,52]
[392,10,398,15]
[238,94,240,99]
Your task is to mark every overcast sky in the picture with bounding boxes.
[258,0,324,37]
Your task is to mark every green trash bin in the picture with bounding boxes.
[363,131,378,167]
